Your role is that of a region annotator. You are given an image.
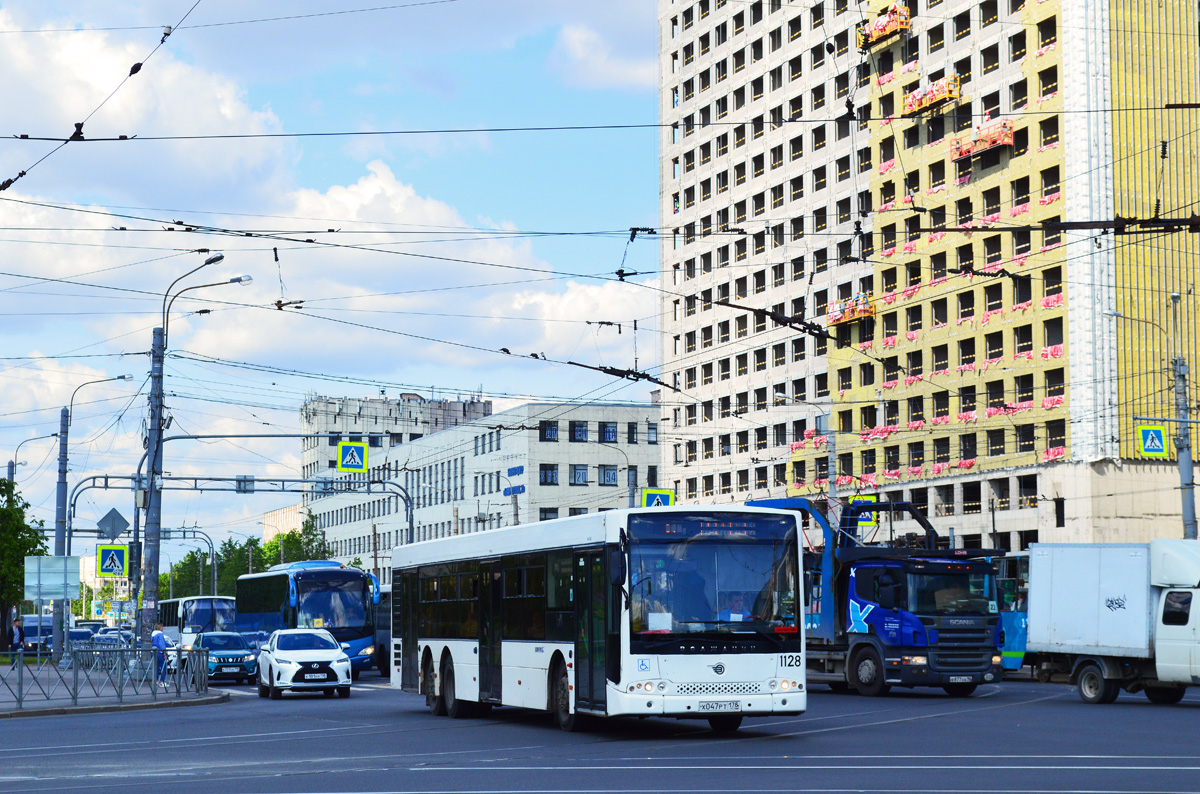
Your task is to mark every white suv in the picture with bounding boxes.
[257,629,352,699]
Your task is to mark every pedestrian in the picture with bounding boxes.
[151,622,169,687]
[7,617,24,669]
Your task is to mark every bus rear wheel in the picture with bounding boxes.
[442,660,474,718]
[424,657,445,716]
[552,662,584,732]
[707,715,744,733]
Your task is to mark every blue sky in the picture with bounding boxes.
[0,0,663,558]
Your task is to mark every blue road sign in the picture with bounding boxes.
[337,441,369,472]
[641,488,675,507]
[96,545,129,578]
[1137,424,1168,459]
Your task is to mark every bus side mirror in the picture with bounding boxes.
[609,550,627,587]
[288,579,298,609]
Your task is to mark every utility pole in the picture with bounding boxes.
[1173,357,1197,540]
[371,523,379,579]
[511,491,519,526]
[142,327,166,645]
[51,407,68,659]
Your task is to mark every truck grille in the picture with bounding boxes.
[929,649,993,672]
[676,682,761,696]
[936,626,991,646]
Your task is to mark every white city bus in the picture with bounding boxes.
[389,505,805,732]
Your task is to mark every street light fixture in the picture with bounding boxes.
[7,431,59,483]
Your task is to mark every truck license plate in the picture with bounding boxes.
[221,666,239,673]
[699,701,740,712]
[304,674,326,680]
[948,675,973,683]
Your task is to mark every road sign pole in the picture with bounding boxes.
[1174,357,1197,540]
[52,406,69,660]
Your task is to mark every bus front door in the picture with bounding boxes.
[574,551,608,711]
[479,561,503,703]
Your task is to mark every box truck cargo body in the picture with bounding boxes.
[1026,540,1200,704]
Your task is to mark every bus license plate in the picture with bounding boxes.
[948,676,973,683]
[699,701,740,712]
[220,666,239,673]
[304,674,326,680]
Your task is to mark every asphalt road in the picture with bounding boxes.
[4,676,1200,794]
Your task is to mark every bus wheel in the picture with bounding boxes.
[552,662,584,732]
[424,657,446,716]
[443,660,474,719]
[942,683,977,698]
[707,715,743,733]
[852,648,890,697]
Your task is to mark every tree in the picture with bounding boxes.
[347,557,364,570]
[1,479,47,642]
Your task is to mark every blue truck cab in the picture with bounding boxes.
[748,497,1004,697]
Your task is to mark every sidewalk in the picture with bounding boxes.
[0,690,229,718]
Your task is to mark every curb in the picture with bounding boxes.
[0,692,229,719]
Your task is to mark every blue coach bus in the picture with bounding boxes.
[236,561,381,678]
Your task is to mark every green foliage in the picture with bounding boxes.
[1,480,47,631]
[347,557,364,570]
[157,512,329,598]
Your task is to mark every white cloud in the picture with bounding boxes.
[549,25,657,90]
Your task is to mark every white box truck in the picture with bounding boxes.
[1026,540,1200,704]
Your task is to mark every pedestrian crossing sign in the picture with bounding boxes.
[641,488,675,508]
[1136,424,1169,459]
[337,441,369,472]
[96,545,129,578]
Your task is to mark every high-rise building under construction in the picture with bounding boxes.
[657,0,1199,546]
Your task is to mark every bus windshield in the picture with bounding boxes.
[297,579,371,637]
[629,512,799,635]
[183,599,236,634]
[907,571,996,616]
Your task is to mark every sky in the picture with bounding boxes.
[0,0,664,568]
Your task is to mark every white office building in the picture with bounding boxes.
[309,402,661,583]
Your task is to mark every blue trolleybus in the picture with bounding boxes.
[236,561,381,678]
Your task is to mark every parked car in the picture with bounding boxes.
[74,620,106,635]
[66,629,93,649]
[257,629,352,699]
[196,632,257,684]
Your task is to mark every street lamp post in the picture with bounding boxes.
[51,375,132,657]
[7,432,59,482]
[141,252,251,642]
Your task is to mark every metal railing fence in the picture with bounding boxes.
[0,646,208,710]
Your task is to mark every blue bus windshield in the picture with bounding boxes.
[297,579,370,635]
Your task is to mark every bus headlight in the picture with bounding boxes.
[780,680,791,690]
[358,646,374,657]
